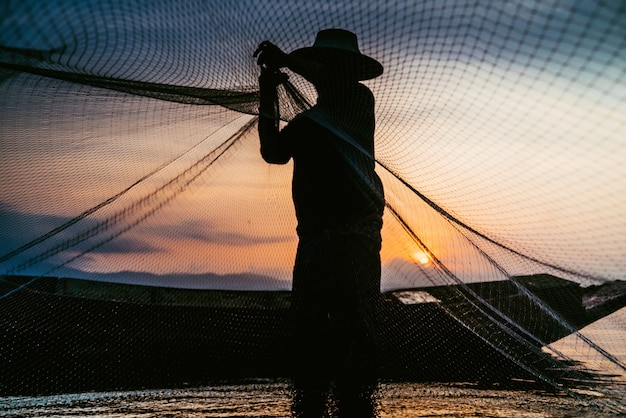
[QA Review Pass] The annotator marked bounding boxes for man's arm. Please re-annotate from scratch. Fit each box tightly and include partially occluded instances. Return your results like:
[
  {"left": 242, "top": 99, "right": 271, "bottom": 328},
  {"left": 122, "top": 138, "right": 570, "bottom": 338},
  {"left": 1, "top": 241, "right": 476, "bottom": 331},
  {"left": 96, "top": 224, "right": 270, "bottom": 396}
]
[
  {"left": 254, "top": 40, "right": 291, "bottom": 165},
  {"left": 258, "top": 68, "right": 290, "bottom": 164}
]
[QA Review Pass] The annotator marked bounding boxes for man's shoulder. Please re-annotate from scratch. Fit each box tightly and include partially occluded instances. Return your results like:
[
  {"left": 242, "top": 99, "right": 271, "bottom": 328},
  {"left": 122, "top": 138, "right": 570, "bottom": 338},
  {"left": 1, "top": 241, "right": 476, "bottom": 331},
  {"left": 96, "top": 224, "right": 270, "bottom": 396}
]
[
  {"left": 285, "top": 109, "right": 329, "bottom": 133},
  {"left": 291, "top": 108, "right": 321, "bottom": 123}
]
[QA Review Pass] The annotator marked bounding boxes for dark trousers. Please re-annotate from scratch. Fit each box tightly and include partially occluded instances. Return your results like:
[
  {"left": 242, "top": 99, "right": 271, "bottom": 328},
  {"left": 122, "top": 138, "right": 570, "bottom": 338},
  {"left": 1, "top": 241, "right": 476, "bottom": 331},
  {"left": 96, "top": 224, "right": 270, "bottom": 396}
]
[{"left": 290, "top": 229, "right": 382, "bottom": 417}]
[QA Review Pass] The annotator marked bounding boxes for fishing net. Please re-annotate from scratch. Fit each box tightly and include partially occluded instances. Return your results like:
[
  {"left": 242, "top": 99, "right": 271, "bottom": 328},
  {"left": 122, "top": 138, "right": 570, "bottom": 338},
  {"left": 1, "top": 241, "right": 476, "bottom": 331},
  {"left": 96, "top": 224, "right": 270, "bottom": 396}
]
[{"left": 1, "top": 0, "right": 625, "bottom": 413}]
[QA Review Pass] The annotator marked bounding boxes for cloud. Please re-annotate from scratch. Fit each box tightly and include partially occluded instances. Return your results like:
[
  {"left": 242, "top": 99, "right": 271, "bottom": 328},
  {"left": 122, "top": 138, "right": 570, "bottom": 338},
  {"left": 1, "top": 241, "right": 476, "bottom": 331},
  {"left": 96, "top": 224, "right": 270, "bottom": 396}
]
[
  {"left": 148, "top": 219, "right": 295, "bottom": 247},
  {"left": 0, "top": 204, "right": 159, "bottom": 264},
  {"left": 83, "top": 236, "right": 159, "bottom": 254},
  {"left": 0, "top": 204, "right": 68, "bottom": 250}
]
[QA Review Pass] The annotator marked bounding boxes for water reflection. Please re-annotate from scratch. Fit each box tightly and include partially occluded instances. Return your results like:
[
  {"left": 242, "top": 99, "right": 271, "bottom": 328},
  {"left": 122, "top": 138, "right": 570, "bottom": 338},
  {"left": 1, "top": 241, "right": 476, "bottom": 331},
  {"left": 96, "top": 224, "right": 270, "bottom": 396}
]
[{"left": 1, "top": 380, "right": 605, "bottom": 417}]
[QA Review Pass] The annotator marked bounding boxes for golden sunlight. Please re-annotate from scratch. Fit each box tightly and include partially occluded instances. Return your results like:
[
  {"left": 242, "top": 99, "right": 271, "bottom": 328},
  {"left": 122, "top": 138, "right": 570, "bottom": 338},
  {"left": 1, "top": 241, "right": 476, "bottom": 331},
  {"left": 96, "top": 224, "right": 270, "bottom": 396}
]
[{"left": 412, "top": 250, "right": 430, "bottom": 265}]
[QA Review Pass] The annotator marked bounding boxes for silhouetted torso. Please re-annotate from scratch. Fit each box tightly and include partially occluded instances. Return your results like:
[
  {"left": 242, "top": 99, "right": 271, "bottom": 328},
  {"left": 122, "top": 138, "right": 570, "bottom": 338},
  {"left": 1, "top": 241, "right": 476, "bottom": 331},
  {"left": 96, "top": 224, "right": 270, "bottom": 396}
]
[{"left": 259, "top": 82, "right": 384, "bottom": 238}]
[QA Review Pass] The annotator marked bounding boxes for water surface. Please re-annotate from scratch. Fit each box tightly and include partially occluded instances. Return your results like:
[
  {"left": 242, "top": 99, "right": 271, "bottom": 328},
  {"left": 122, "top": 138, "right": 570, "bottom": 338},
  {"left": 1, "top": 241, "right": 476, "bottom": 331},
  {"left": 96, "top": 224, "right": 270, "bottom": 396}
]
[{"left": 0, "top": 380, "right": 612, "bottom": 417}]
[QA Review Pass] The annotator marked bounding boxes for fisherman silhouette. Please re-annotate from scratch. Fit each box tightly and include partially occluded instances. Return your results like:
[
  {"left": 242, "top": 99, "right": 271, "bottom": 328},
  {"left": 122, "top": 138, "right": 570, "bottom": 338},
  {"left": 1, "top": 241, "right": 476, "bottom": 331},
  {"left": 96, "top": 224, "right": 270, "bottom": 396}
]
[{"left": 255, "top": 29, "right": 385, "bottom": 417}]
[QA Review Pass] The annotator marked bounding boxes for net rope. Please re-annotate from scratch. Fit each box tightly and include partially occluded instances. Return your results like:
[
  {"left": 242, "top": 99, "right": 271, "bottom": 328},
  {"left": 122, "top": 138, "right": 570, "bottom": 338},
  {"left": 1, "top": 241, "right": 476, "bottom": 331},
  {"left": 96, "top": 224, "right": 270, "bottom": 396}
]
[{"left": 1, "top": 0, "right": 625, "bottom": 412}]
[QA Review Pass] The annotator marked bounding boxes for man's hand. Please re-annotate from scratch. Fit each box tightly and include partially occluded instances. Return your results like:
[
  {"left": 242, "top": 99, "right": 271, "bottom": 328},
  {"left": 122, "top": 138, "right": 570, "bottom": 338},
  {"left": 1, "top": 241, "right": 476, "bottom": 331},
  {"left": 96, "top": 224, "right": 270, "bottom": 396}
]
[
  {"left": 254, "top": 41, "right": 288, "bottom": 70},
  {"left": 259, "top": 67, "right": 288, "bottom": 88}
]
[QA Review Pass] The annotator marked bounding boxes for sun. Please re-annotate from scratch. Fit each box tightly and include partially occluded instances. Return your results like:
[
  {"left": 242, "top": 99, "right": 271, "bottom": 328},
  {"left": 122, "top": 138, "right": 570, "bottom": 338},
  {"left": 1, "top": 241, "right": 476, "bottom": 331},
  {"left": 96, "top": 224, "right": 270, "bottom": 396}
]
[{"left": 412, "top": 250, "right": 430, "bottom": 265}]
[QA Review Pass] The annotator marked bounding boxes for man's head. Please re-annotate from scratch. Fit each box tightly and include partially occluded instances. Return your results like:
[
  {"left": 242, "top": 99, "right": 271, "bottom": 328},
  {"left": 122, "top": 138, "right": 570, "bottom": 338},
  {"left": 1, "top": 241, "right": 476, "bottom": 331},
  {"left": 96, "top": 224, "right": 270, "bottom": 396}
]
[{"left": 288, "top": 29, "right": 383, "bottom": 84}]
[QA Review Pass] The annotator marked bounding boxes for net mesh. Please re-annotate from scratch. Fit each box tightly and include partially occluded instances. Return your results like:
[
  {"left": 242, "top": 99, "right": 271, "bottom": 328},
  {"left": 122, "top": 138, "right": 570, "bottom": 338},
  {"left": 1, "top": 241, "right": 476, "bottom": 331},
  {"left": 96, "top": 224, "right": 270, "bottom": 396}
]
[{"left": 1, "top": 0, "right": 625, "bottom": 412}]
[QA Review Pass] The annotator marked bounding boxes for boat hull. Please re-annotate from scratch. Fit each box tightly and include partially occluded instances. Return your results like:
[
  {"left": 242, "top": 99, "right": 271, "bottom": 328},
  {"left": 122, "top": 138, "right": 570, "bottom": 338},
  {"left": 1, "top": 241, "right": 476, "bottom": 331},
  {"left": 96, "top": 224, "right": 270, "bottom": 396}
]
[{"left": 1, "top": 275, "right": 621, "bottom": 395}]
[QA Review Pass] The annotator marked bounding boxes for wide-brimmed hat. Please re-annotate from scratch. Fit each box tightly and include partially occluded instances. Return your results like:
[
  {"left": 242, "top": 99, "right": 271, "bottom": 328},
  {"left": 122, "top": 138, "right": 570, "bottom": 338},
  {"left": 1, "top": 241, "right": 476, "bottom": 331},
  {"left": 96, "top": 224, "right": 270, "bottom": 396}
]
[{"left": 288, "top": 29, "right": 383, "bottom": 81}]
